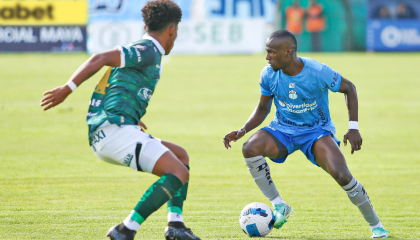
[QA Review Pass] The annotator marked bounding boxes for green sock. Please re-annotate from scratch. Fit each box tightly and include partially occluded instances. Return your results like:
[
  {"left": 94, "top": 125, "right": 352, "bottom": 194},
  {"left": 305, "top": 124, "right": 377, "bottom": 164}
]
[
  {"left": 130, "top": 174, "right": 183, "bottom": 225},
  {"left": 167, "top": 165, "right": 189, "bottom": 215}
]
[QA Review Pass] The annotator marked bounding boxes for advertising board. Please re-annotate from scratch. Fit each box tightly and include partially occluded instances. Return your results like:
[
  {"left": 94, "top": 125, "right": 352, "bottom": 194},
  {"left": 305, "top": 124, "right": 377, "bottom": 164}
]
[
  {"left": 367, "top": 0, "right": 420, "bottom": 51},
  {"left": 0, "top": 0, "right": 87, "bottom": 52},
  {"left": 0, "top": 26, "right": 87, "bottom": 52},
  {"left": 171, "top": 19, "right": 266, "bottom": 54},
  {"left": 0, "top": 0, "right": 87, "bottom": 25},
  {"left": 87, "top": 0, "right": 274, "bottom": 54}
]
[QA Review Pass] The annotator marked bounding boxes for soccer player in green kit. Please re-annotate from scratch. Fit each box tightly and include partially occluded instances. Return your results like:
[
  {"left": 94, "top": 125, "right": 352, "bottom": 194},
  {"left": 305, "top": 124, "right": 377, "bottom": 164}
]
[{"left": 40, "top": 1, "right": 200, "bottom": 239}]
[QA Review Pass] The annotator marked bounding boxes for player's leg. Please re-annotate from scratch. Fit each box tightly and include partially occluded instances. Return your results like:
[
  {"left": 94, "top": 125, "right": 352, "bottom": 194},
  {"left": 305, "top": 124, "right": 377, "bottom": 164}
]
[
  {"left": 108, "top": 149, "right": 189, "bottom": 240},
  {"left": 242, "top": 130, "right": 293, "bottom": 229},
  {"left": 312, "top": 136, "right": 389, "bottom": 238},
  {"left": 160, "top": 141, "right": 199, "bottom": 240},
  {"left": 94, "top": 125, "right": 195, "bottom": 240}
]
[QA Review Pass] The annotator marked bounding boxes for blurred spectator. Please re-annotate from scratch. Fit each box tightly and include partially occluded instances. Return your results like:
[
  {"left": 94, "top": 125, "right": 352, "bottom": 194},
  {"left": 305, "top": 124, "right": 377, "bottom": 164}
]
[
  {"left": 286, "top": 1, "right": 305, "bottom": 45},
  {"left": 286, "top": 1, "right": 305, "bottom": 34},
  {"left": 306, "top": 0, "right": 325, "bottom": 52},
  {"left": 397, "top": 3, "right": 417, "bottom": 19},
  {"left": 373, "top": 6, "right": 391, "bottom": 19}
]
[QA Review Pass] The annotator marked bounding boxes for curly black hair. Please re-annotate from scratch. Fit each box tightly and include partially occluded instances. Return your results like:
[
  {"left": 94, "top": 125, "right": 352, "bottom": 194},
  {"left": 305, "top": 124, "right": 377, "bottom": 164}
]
[{"left": 142, "top": 0, "right": 182, "bottom": 32}]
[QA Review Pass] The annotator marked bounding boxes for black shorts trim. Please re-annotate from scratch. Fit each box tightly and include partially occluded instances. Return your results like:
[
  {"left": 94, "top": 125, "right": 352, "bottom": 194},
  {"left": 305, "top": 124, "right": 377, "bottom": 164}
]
[{"left": 135, "top": 143, "right": 143, "bottom": 172}]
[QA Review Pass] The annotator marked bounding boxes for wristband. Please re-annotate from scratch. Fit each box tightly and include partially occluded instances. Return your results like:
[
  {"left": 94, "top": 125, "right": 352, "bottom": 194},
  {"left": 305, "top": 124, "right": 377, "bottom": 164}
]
[
  {"left": 348, "top": 121, "right": 359, "bottom": 130},
  {"left": 66, "top": 80, "right": 77, "bottom": 92},
  {"left": 240, "top": 128, "right": 247, "bottom": 135}
]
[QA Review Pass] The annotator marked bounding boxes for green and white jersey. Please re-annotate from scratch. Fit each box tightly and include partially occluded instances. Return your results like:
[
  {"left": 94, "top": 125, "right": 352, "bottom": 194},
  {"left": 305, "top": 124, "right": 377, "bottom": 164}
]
[{"left": 87, "top": 35, "right": 165, "bottom": 142}]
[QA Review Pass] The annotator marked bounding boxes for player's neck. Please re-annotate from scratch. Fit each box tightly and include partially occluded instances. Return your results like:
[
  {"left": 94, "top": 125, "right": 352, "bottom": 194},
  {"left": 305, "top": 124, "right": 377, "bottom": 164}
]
[
  {"left": 282, "top": 57, "right": 304, "bottom": 76},
  {"left": 146, "top": 32, "right": 168, "bottom": 53}
]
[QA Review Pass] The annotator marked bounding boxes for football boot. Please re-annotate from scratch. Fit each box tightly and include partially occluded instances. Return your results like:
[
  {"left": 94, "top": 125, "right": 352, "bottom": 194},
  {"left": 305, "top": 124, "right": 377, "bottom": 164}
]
[
  {"left": 164, "top": 223, "right": 201, "bottom": 240},
  {"left": 106, "top": 223, "right": 136, "bottom": 240},
  {"left": 371, "top": 227, "right": 390, "bottom": 238},
  {"left": 273, "top": 203, "right": 293, "bottom": 229}
]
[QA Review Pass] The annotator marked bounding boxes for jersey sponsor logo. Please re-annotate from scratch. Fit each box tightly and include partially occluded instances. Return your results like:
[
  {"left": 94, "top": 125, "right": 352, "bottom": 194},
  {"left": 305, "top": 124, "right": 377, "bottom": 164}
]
[
  {"left": 134, "top": 45, "right": 146, "bottom": 51},
  {"left": 302, "top": 97, "right": 316, "bottom": 101},
  {"left": 127, "top": 47, "right": 133, "bottom": 57},
  {"left": 289, "top": 83, "right": 295, "bottom": 88},
  {"left": 288, "top": 90, "right": 297, "bottom": 100},
  {"left": 138, "top": 87, "right": 153, "bottom": 100},
  {"left": 87, "top": 112, "right": 98, "bottom": 117},
  {"left": 278, "top": 100, "right": 286, "bottom": 107},
  {"left": 134, "top": 48, "right": 141, "bottom": 62},
  {"left": 281, "top": 116, "right": 320, "bottom": 128},
  {"left": 331, "top": 72, "right": 339, "bottom": 88},
  {"left": 89, "top": 99, "right": 102, "bottom": 107},
  {"left": 281, "top": 100, "right": 317, "bottom": 114},
  {"left": 316, "top": 108, "right": 328, "bottom": 126}
]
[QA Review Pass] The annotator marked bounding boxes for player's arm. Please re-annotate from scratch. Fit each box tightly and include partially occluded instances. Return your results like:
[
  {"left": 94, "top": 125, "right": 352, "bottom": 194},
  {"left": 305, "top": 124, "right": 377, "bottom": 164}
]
[
  {"left": 223, "top": 94, "right": 273, "bottom": 149},
  {"left": 338, "top": 77, "right": 362, "bottom": 154},
  {"left": 40, "top": 49, "right": 121, "bottom": 111}
]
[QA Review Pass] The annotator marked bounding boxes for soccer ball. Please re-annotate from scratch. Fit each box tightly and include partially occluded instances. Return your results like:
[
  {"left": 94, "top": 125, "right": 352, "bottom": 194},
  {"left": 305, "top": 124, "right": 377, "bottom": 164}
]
[{"left": 239, "top": 202, "right": 275, "bottom": 237}]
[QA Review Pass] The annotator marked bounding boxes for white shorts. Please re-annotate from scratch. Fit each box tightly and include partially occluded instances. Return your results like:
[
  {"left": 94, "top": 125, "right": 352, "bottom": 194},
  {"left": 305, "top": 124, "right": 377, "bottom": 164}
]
[{"left": 90, "top": 124, "right": 169, "bottom": 173}]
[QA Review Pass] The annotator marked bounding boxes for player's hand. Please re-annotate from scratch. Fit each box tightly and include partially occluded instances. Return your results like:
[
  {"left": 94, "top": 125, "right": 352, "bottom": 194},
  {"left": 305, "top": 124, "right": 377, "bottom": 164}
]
[
  {"left": 343, "top": 129, "right": 362, "bottom": 154},
  {"left": 40, "top": 85, "right": 72, "bottom": 111},
  {"left": 138, "top": 120, "right": 147, "bottom": 132},
  {"left": 223, "top": 129, "right": 246, "bottom": 149}
]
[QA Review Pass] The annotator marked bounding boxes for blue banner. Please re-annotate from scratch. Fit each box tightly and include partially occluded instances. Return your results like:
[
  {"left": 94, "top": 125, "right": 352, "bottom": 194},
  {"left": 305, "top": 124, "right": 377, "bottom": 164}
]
[
  {"left": 367, "top": 0, "right": 420, "bottom": 51},
  {"left": 0, "top": 26, "right": 86, "bottom": 52},
  {"left": 367, "top": 20, "right": 420, "bottom": 51}
]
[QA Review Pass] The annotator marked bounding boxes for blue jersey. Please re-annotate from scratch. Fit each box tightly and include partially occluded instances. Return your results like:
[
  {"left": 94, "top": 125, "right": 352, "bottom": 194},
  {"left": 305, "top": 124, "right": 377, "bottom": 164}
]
[{"left": 259, "top": 57, "right": 342, "bottom": 135}]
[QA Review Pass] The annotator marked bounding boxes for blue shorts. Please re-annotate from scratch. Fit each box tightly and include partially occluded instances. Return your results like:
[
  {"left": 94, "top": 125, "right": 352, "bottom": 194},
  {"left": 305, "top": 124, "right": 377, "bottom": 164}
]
[{"left": 261, "top": 126, "right": 341, "bottom": 166}]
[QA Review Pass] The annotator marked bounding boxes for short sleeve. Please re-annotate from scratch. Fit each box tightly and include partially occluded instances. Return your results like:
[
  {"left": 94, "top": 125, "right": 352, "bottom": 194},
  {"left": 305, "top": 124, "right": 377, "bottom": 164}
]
[
  {"left": 319, "top": 64, "right": 342, "bottom": 92},
  {"left": 115, "top": 45, "right": 155, "bottom": 69},
  {"left": 259, "top": 68, "right": 272, "bottom": 96}
]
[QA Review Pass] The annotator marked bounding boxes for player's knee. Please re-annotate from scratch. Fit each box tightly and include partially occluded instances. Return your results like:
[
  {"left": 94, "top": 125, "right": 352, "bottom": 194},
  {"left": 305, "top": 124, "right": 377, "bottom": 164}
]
[
  {"left": 178, "top": 166, "right": 189, "bottom": 184},
  {"left": 171, "top": 164, "right": 189, "bottom": 184},
  {"left": 329, "top": 168, "right": 352, "bottom": 186},
  {"left": 242, "top": 141, "right": 263, "bottom": 158},
  {"left": 177, "top": 147, "right": 189, "bottom": 166}
]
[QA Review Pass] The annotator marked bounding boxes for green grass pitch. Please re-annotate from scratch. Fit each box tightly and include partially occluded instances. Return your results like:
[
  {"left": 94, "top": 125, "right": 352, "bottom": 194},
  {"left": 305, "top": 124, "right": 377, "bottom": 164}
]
[{"left": 0, "top": 52, "right": 419, "bottom": 239}]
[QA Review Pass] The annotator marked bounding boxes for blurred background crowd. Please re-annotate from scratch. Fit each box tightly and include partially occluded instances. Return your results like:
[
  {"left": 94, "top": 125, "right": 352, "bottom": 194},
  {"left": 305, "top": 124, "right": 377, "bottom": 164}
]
[{"left": 1, "top": 0, "right": 420, "bottom": 54}]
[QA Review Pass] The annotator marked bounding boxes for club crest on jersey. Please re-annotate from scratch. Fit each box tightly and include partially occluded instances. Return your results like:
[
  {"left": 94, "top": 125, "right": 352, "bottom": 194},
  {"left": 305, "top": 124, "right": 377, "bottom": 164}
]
[
  {"left": 289, "top": 83, "right": 295, "bottom": 88},
  {"left": 134, "top": 45, "right": 147, "bottom": 51},
  {"left": 138, "top": 88, "right": 153, "bottom": 100},
  {"left": 278, "top": 100, "right": 286, "bottom": 107},
  {"left": 288, "top": 90, "right": 297, "bottom": 100}
]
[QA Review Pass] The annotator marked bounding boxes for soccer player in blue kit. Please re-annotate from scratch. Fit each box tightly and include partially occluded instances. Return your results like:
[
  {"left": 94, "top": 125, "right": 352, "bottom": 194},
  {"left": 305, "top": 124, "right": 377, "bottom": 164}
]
[{"left": 223, "top": 30, "right": 390, "bottom": 238}]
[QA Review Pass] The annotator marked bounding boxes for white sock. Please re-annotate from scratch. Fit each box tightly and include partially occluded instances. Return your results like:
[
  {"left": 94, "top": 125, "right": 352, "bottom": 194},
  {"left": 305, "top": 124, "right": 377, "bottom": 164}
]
[
  {"left": 168, "top": 212, "right": 184, "bottom": 222},
  {"left": 271, "top": 196, "right": 286, "bottom": 207},
  {"left": 123, "top": 216, "right": 140, "bottom": 232},
  {"left": 370, "top": 221, "right": 384, "bottom": 231},
  {"left": 244, "top": 156, "right": 282, "bottom": 204}
]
